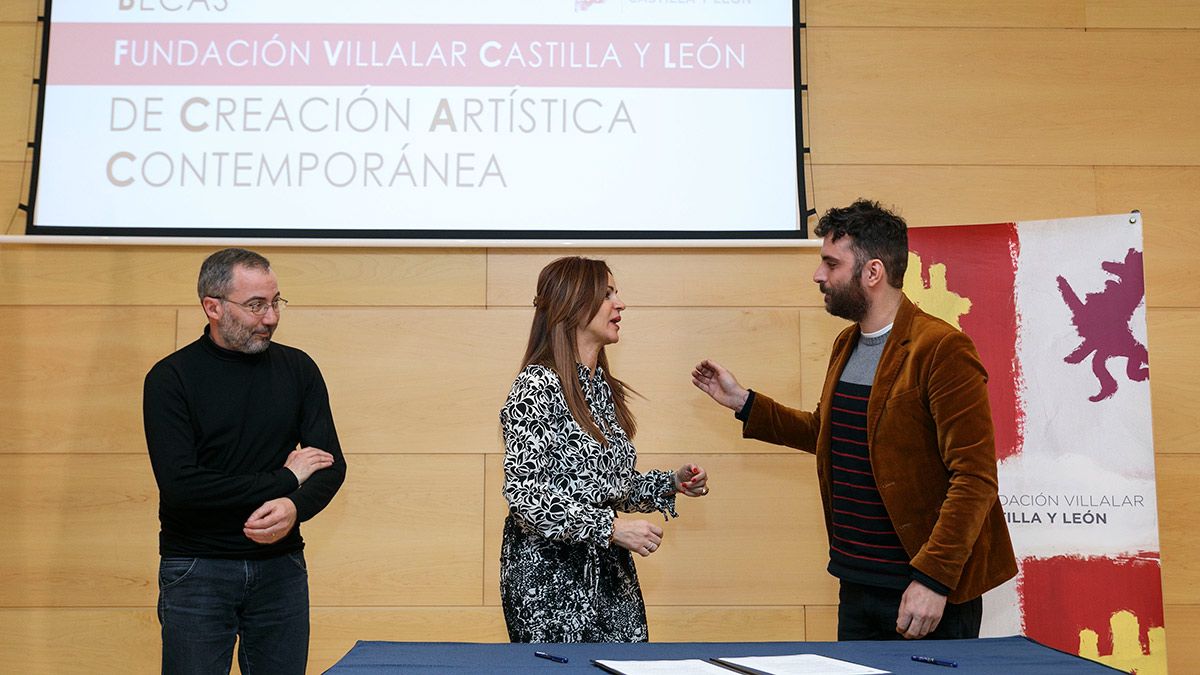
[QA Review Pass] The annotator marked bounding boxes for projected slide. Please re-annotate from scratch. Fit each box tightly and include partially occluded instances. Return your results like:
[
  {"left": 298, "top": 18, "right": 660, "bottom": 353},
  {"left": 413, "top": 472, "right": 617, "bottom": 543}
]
[{"left": 31, "top": 0, "right": 800, "bottom": 237}]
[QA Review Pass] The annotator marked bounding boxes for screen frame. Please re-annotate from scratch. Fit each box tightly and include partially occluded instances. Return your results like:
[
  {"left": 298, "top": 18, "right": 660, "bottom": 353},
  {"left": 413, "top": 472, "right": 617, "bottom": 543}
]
[{"left": 25, "top": 0, "right": 809, "bottom": 241}]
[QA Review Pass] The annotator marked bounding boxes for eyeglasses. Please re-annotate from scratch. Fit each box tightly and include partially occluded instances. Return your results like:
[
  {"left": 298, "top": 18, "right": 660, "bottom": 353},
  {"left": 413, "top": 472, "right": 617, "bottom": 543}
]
[{"left": 213, "top": 296, "right": 288, "bottom": 316}]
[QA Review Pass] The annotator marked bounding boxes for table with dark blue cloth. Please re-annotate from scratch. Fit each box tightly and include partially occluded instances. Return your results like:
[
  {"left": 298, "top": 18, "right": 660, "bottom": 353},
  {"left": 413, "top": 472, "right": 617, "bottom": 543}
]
[{"left": 323, "top": 635, "right": 1122, "bottom": 673}]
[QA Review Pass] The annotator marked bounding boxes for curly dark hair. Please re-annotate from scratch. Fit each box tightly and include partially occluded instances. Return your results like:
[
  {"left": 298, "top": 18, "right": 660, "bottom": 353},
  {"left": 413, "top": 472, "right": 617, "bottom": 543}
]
[{"left": 813, "top": 199, "right": 908, "bottom": 289}]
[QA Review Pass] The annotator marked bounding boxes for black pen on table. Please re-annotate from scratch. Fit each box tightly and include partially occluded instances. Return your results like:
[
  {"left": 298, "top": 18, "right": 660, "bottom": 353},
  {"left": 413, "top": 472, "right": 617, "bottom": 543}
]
[
  {"left": 912, "top": 655, "right": 957, "bottom": 668},
  {"left": 535, "top": 650, "right": 569, "bottom": 664}
]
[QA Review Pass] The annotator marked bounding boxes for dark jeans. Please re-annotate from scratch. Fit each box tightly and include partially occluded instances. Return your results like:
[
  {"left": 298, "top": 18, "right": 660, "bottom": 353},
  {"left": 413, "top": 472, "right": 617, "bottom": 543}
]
[
  {"left": 158, "top": 552, "right": 310, "bottom": 675},
  {"left": 837, "top": 580, "right": 982, "bottom": 641}
]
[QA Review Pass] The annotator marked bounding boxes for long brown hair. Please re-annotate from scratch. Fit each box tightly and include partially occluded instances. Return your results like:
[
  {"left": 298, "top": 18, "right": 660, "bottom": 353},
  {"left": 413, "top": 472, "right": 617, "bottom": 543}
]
[{"left": 519, "top": 256, "right": 637, "bottom": 444}]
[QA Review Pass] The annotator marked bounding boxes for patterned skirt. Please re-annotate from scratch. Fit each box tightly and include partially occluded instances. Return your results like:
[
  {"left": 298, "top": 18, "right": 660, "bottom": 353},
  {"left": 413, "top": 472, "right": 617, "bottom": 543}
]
[{"left": 500, "top": 514, "right": 649, "bottom": 642}]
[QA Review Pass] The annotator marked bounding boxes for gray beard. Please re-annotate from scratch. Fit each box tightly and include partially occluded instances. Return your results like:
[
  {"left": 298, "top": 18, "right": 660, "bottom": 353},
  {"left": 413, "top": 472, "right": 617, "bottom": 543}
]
[{"left": 217, "top": 312, "right": 273, "bottom": 354}]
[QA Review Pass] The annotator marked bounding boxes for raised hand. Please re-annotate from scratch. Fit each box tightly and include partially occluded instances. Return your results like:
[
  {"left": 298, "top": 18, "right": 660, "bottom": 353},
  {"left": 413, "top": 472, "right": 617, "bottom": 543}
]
[{"left": 691, "top": 359, "right": 750, "bottom": 412}]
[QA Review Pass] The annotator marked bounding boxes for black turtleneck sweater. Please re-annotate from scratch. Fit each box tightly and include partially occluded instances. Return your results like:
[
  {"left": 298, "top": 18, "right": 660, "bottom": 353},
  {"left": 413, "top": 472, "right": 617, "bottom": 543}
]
[{"left": 143, "top": 327, "right": 347, "bottom": 559}]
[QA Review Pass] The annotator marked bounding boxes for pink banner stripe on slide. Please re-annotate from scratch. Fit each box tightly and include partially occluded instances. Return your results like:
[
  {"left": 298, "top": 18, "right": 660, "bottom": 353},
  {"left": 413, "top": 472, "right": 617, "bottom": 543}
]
[{"left": 49, "top": 23, "right": 792, "bottom": 88}]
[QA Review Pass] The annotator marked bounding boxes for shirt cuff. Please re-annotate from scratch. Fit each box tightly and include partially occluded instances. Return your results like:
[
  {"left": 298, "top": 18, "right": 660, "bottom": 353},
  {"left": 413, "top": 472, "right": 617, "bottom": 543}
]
[
  {"left": 734, "top": 390, "right": 756, "bottom": 423},
  {"left": 595, "top": 510, "right": 616, "bottom": 548},
  {"left": 649, "top": 469, "right": 679, "bottom": 520},
  {"left": 911, "top": 569, "right": 952, "bottom": 597}
]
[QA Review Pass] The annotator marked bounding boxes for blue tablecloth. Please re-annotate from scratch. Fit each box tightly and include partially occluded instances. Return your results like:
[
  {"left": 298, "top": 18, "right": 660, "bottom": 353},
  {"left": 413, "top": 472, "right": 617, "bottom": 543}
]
[{"left": 323, "top": 635, "right": 1122, "bottom": 673}]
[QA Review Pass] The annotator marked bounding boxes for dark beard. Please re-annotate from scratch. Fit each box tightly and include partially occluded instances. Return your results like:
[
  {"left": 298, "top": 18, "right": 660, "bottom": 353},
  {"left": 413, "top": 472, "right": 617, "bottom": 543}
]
[{"left": 821, "top": 280, "right": 869, "bottom": 323}]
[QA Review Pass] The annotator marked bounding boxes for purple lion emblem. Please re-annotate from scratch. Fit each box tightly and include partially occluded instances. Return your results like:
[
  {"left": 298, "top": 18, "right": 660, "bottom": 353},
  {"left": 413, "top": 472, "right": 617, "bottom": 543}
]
[{"left": 1056, "top": 248, "right": 1150, "bottom": 402}]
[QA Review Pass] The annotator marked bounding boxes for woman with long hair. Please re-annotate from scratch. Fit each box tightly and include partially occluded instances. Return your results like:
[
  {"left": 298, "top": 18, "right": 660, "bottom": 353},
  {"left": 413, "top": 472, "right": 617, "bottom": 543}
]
[{"left": 499, "top": 256, "right": 709, "bottom": 643}]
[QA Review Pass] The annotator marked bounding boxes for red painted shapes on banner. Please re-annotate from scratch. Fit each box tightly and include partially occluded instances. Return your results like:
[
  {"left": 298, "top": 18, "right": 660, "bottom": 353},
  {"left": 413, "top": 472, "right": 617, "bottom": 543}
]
[{"left": 907, "top": 223, "right": 1023, "bottom": 461}]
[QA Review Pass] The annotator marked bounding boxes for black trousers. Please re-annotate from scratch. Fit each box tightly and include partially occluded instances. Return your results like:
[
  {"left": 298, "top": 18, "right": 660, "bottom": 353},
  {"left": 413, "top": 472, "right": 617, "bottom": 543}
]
[{"left": 837, "top": 580, "right": 983, "bottom": 641}]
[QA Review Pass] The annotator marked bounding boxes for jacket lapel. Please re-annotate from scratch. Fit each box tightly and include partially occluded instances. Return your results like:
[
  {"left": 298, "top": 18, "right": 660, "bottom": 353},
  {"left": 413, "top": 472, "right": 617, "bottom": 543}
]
[
  {"left": 867, "top": 295, "right": 916, "bottom": 447},
  {"left": 820, "top": 327, "right": 858, "bottom": 449}
]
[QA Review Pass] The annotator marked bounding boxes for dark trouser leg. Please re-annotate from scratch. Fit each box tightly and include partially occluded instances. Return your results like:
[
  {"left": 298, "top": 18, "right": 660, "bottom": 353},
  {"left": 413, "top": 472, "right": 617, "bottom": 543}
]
[
  {"left": 838, "top": 581, "right": 905, "bottom": 641},
  {"left": 837, "top": 580, "right": 983, "bottom": 641},
  {"left": 158, "top": 557, "right": 240, "bottom": 675},
  {"left": 929, "top": 594, "right": 983, "bottom": 639},
  {"left": 236, "top": 551, "right": 310, "bottom": 675}
]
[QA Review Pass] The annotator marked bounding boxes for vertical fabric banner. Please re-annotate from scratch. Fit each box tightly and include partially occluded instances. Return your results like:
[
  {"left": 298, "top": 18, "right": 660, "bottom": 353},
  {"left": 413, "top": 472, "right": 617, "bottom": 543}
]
[{"left": 906, "top": 213, "right": 1165, "bottom": 673}]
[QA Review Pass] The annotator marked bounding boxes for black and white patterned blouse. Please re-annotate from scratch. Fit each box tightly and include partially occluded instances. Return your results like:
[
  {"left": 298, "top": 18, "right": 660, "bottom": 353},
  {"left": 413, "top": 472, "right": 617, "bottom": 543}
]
[{"left": 499, "top": 363, "right": 677, "bottom": 642}]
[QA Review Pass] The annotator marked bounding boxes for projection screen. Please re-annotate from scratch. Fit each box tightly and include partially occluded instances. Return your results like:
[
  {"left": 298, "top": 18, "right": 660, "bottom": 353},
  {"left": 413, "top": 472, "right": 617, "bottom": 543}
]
[{"left": 29, "top": 0, "right": 805, "bottom": 239}]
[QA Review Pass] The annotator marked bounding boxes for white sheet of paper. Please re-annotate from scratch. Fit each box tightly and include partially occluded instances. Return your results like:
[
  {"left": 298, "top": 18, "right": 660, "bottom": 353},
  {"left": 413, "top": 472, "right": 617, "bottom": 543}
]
[
  {"left": 715, "top": 653, "right": 891, "bottom": 675},
  {"left": 592, "top": 659, "right": 736, "bottom": 675}
]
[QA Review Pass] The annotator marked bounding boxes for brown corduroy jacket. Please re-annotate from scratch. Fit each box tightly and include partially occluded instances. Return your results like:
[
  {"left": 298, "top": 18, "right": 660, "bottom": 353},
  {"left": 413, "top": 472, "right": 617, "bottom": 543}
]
[{"left": 743, "top": 295, "right": 1017, "bottom": 603}]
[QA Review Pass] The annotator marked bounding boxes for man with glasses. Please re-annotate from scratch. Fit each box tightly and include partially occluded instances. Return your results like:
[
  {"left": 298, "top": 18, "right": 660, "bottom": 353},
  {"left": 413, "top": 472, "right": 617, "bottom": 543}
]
[{"left": 143, "top": 248, "right": 347, "bottom": 674}]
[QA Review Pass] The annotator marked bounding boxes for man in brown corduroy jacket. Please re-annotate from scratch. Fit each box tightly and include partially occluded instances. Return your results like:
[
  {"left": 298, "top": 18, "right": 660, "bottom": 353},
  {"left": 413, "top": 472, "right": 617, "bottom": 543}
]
[{"left": 693, "top": 200, "right": 1016, "bottom": 641}]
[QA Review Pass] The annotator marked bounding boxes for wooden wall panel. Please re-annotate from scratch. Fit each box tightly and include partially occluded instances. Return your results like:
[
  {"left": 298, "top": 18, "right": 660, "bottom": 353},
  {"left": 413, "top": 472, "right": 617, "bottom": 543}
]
[
  {"left": 804, "top": 605, "right": 840, "bottom": 642},
  {"left": 321, "top": 607, "right": 815, "bottom": 649},
  {"left": 279, "top": 305, "right": 808, "bottom": 456},
  {"left": 486, "top": 250, "right": 815, "bottom": 308},
  {"left": 0, "top": 3, "right": 38, "bottom": 24},
  {"left": 302, "top": 454, "right": 485, "bottom": 606},
  {"left": 0, "top": 247, "right": 205, "bottom": 305},
  {"left": 808, "top": 1, "right": 1085, "bottom": 27},
  {"left": 811, "top": 165, "right": 1100, "bottom": 228},
  {"left": 807, "top": 29, "right": 1200, "bottom": 166},
  {"left": 1, "top": 160, "right": 23, "bottom": 233},
  {"left": 0, "top": 608, "right": 160, "bottom": 673},
  {"left": 734, "top": 165, "right": 1189, "bottom": 309},
  {"left": 0, "top": 23, "right": 34, "bottom": 162},
  {"left": 0, "top": 455, "right": 158, "bottom": 607},
  {"left": 0, "top": 245, "right": 486, "bottom": 307},
  {"left": 483, "top": 453, "right": 839, "bottom": 608},
  {"left": 684, "top": 304, "right": 843, "bottom": 444},
  {"left": 646, "top": 607, "right": 807, "bottom": 642},
  {"left": 1164, "top": 604, "right": 1200, "bottom": 675},
  {"left": 1086, "top": 1, "right": 1200, "bottom": 28},
  {"left": 266, "top": 249, "right": 486, "bottom": 307},
  {"left": 200, "top": 308, "right": 526, "bottom": 455},
  {"left": 1096, "top": 167, "right": 1200, "bottom": 308},
  {"left": 4, "top": 159, "right": 30, "bottom": 235},
  {"left": 626, "top": 453, "right": 837, "bottom": 607},
  {"left": 0, "top": 307, "right": 176, "bottom": 454},
  {"left": 800, "top": 308, "right": 852, "bottom": 411},
  {"left": 1156, "top": 454, "right": 1200, "bottom": 606},
  {"left": 1145, "top": 310, "right": 1200, "bottom": 455},
  {"left": 310, "top": 608, "right": 508, "bottom": 671},
  {"left": 0, "top": 454, "right": 489, "bottom": 609},
  {"left": 607, "top": 308, "right": 804, "bottom": 454}
]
